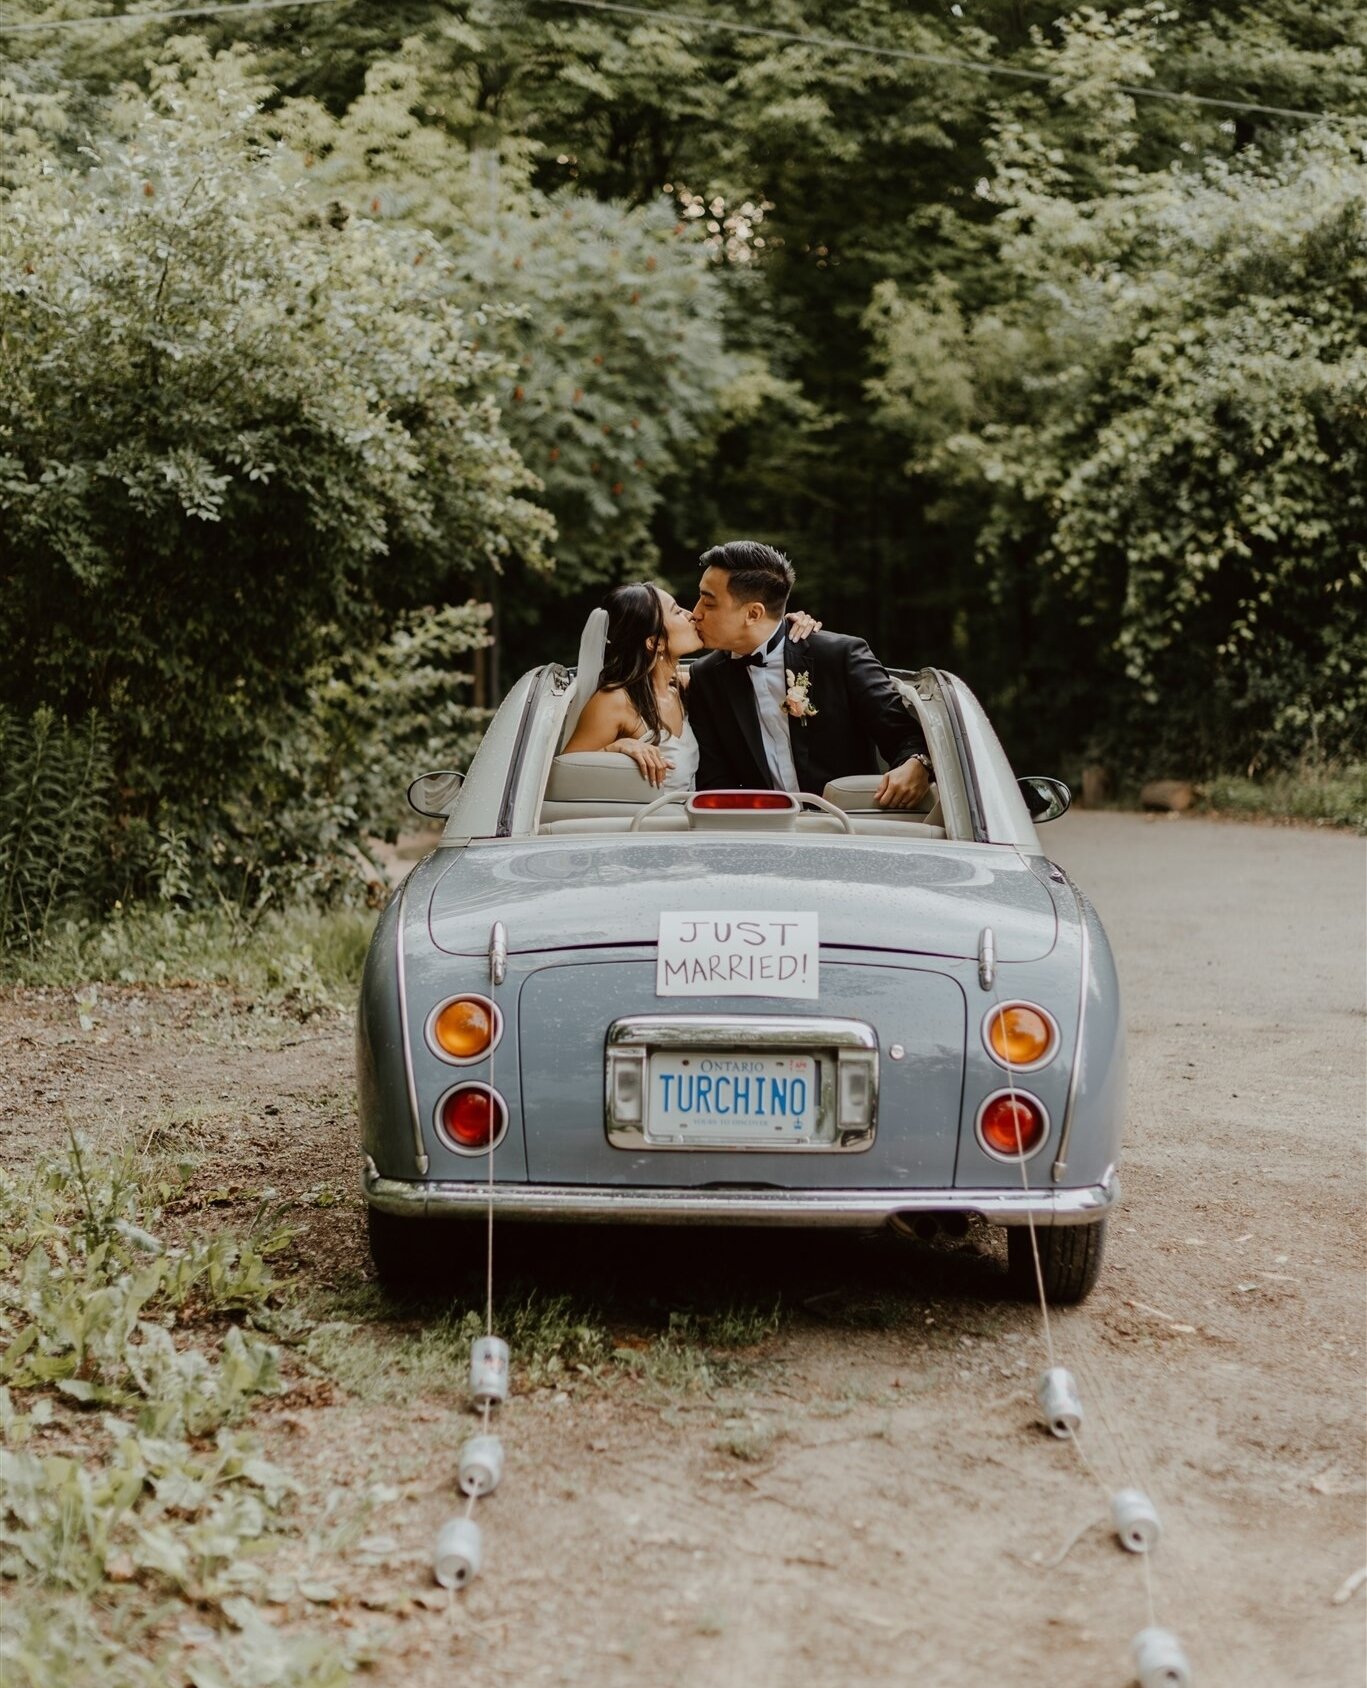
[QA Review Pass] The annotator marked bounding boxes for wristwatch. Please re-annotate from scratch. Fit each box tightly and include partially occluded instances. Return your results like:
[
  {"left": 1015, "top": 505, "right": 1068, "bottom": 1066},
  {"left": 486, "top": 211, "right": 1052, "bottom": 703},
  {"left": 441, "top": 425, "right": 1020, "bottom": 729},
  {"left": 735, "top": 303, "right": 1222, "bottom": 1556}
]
[{"left": 909, "top": 751, "right": 934, "bottom": 774}]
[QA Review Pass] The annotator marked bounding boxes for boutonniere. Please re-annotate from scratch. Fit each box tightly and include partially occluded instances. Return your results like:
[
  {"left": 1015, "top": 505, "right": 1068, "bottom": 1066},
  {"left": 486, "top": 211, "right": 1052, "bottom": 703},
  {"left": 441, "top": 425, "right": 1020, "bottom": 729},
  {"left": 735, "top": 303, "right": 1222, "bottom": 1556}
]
[{"left": 783, "top": 668, "right": 817, "bottom": 723}]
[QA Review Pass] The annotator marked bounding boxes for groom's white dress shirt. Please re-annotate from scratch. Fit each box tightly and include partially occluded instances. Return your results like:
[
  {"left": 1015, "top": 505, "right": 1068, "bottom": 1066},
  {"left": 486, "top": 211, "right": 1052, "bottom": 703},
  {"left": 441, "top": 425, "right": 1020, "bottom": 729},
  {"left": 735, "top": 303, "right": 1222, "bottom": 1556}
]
[{"left": 734, "top": 628, "right": 799, "bottom": 792}]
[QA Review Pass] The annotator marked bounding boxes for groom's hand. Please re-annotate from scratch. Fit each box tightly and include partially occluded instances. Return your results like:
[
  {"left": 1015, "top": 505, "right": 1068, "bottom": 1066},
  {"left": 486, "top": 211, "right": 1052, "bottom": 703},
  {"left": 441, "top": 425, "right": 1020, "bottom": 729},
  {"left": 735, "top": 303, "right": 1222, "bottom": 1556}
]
[{"left": 875, "top": 757, "right": 931, "bottom": 810}]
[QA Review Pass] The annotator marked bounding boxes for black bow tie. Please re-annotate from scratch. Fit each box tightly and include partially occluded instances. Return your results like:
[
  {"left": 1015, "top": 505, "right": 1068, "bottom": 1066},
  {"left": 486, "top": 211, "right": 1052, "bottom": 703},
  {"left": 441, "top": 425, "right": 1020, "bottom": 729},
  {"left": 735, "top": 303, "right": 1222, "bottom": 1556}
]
[{"left": 741, "top": 628, "right": 786, "bottom": 667}]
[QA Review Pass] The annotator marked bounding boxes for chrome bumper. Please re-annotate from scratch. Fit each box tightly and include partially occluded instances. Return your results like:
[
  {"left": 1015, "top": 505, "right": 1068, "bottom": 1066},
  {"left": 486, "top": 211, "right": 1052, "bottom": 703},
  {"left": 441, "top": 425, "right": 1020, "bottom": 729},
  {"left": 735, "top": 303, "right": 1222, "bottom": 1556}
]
[{"left": 362, "top": 1164, "right": 1119, "bottom": 1228}]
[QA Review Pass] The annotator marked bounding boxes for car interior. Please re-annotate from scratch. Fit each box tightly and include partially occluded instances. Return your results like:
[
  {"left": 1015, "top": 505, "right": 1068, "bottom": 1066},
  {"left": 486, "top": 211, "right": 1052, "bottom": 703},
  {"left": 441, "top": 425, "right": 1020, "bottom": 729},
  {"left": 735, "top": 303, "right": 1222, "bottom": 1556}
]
[{"left": 535, "top": 687, "right": 950, "bottom": 839}]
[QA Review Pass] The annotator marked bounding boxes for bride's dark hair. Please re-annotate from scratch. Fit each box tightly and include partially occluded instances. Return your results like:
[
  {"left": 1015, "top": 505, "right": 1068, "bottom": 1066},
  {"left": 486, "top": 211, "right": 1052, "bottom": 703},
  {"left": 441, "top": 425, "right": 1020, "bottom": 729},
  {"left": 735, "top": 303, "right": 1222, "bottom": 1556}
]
[{"left": 598, "top": 582, "right": 675, "bottom": 743}]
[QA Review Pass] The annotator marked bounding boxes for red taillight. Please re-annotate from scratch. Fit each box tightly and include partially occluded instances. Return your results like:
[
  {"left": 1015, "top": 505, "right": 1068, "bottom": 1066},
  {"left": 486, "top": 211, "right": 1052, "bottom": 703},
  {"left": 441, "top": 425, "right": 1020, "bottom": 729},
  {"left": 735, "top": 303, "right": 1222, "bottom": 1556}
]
[
  {"left": 690, "top": 790, "right": 796, "bottom": 811},
  {"left": 437, "top": 1085, "right": 506, "bottom": 1153},
  {"left": 978, "top": 1092, "right": 1048, "bottom": 1159}
]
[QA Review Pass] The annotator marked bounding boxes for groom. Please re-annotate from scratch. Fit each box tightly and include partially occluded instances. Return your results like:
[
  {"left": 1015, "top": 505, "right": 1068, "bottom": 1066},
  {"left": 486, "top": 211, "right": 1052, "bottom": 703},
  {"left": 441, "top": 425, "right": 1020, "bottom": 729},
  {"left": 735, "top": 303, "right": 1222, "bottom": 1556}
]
[{"left": 688, "top": 541, "right": 932, "bottom": 807}]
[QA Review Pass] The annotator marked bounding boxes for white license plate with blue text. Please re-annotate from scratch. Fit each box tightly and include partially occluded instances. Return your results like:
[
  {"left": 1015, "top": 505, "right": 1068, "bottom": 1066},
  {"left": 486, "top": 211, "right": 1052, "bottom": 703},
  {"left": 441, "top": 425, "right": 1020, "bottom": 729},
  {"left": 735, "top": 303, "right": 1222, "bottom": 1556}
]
[{"left": 646, "top": 1052, "right": 819, "bottom": 1146}]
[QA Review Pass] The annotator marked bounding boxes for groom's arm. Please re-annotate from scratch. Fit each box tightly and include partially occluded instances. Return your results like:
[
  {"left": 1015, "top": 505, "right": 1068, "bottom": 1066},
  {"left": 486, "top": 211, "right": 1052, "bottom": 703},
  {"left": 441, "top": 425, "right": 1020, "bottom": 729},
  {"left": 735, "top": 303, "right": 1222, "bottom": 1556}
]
[{"left": 841, "top": 639, "right": 931, "bottom": 809}]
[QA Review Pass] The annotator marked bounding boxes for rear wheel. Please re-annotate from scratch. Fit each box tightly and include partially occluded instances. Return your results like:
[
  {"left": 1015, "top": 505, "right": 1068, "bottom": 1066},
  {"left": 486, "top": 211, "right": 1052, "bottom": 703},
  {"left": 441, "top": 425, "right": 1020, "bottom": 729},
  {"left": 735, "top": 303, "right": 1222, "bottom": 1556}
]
[
  {"left": 367, "top": 1205, "right": 473, "bottom": 1297},
  {"left": 1006, "top": 1218, "right": 1107, "bottom": 1305}
]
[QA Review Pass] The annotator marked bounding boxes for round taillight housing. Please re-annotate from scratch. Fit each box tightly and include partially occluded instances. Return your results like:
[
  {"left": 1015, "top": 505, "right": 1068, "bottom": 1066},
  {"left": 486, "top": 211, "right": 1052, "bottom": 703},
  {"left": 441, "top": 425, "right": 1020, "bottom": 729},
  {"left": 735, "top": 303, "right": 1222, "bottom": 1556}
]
[
  {"left": 427, "top": 995, "right": 502, "bottom": 1064},
  {"left": 983, "top": 1002, "right": 1058, "bottom": 1071},
  {"left": 977, "top": 1090, "right": 1049, "bottom": 1161},
  {"left": 435, "top": 1084, "right": 508, "bottom": 1155}
]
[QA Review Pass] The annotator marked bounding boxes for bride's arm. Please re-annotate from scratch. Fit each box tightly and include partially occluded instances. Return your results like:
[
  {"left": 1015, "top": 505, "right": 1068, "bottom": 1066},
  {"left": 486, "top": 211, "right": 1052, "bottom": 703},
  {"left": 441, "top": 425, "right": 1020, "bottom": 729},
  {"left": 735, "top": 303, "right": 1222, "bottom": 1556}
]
[
  {"left": 563, "top": 689, "right": 674, "bottom": 787},
  {"left": 563, "top": 689, "right": 632, "bottom": 754}
]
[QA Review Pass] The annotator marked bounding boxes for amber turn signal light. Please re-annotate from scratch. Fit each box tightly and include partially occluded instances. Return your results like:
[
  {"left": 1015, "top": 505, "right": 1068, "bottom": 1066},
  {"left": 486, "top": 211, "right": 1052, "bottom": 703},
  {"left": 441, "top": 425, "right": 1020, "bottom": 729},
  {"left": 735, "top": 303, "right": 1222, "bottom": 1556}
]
[
  {"left": 978, "top": 1092, "right": 1048, "bottom": 1159},
  {"left": 985, "top": 1003, "right": 1056, "bottom": 1069},
  {"left": 431, "top": 996, "right": 499, "bottom": 1061}
]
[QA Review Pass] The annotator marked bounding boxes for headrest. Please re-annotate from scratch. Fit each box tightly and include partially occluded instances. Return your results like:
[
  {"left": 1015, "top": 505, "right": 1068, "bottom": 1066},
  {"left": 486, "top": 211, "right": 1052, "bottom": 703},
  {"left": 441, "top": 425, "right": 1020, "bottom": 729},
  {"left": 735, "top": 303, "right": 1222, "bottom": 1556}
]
[{"left": 545, "top": 751, "right": 655, "bottom": 803}]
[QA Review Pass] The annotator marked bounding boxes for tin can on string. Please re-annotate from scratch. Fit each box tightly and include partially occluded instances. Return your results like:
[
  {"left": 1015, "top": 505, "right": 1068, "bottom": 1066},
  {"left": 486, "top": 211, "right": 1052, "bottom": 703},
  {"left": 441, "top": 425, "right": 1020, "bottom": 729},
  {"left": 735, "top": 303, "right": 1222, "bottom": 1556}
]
[
  {"left": 1035, "top": 1366, "right": 1083, "bottom": 1439},
  {"left": 433, "top": 1516, "right": 483, "bottom": 1589},
  {"left": 1132, "top": 1625, "right": 1192, "bottom": 1688},
  {"left": 470, "top": 1335, "right": 509, "bottom": 1406},
  {"left": 459, "top": 1433, "right": 504, "bottom": 1497},
  {"left": 1111, "top": 1487, "right": 1162, "bottom": 1553}
]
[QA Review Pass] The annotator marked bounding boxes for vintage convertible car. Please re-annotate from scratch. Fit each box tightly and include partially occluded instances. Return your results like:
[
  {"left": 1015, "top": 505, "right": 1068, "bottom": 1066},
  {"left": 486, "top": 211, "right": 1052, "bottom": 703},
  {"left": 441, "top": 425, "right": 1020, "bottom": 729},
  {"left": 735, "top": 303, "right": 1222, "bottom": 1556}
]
[{"left": 357, "top": 665, "right": 1124, "bottom": 1303}]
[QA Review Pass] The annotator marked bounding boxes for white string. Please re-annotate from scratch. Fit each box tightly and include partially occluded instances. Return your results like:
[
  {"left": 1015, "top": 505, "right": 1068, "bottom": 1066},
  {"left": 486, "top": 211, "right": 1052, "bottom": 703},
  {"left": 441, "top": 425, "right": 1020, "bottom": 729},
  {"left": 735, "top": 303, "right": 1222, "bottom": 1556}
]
[
  {"left": 5, "top": 0, "right": 1358, "bottom": 126},
  {"left": 987, "top": 898, "right": 1167, "bottom": 1644}
]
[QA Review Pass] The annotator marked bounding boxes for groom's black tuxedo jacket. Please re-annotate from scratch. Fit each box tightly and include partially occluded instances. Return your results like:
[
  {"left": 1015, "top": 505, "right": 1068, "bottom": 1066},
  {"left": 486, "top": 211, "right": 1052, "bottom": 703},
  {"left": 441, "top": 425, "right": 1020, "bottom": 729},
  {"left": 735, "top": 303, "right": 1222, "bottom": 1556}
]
[{"left": 687, "top": 629, "right": 927, "bottom": 795}]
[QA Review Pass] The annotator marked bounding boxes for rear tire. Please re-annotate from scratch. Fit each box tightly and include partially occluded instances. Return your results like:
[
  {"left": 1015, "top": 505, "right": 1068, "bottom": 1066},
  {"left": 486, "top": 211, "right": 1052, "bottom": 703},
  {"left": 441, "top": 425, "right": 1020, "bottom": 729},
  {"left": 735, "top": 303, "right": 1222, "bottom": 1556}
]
[
  {"left": 1006, "top": 1218, "right": 1107, "bottom": 1305},
  {"left": 367, "top": 1204, "right": 470, "bottom": 1297}
]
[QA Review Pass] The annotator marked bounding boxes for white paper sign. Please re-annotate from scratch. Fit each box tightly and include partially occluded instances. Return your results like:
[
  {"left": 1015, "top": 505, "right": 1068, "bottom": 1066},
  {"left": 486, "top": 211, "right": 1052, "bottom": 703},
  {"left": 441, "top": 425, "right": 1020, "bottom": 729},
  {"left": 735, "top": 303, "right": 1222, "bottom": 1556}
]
[{"left": 656, "top": 912, "right": 819, "bottom": 999}]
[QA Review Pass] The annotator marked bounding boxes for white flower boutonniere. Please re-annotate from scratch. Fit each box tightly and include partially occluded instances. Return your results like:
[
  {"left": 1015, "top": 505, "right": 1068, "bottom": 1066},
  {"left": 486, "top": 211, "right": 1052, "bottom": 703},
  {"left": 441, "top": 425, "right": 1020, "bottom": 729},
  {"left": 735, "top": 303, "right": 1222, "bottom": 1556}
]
[{"left": 783, "top": 669, "right": 817, "bottom": 723}]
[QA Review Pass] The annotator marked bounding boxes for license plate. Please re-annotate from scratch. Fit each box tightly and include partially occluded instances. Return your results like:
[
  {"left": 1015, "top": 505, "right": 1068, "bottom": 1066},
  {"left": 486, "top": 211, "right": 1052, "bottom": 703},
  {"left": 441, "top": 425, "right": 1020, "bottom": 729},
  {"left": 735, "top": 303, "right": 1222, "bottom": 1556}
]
[{"left": 646, "top": 1052, "right": 819, "bottom": 1146}]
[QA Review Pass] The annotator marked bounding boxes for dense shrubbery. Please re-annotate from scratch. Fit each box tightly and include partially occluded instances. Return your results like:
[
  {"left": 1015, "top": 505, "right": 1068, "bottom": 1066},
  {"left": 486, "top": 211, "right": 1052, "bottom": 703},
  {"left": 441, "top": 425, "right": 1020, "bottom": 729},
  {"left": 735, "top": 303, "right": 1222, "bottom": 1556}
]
[
  {"left": 3, "top": 5, "right": 1364, "bottom": 956},
  {"left": 0, "top": 46, "right": 548, "bottom": 920}
]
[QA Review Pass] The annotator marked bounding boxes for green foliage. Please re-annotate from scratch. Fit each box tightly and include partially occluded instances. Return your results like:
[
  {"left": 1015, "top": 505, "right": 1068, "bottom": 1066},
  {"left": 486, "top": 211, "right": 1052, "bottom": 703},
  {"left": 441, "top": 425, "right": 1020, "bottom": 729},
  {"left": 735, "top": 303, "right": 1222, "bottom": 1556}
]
[
  {"left": 0, "top": 1142, "right": 378, "bottom": 1687},
  {"left": 0, "top": 708, "right": 112, "bottom": 952},
  {"left": 0, "top": 42, "right": 550, "bottom": 907},
  {"left": 868, "top": 9, "right": 1367, "bottom": 774},
  {"left": 1200, "top": 763, "right": 1367, "bottom": 833},
  {"left": 450, "top": 191, "right": 735, "bottom": 588},
  {"left": 2, "top": 901, "right": 376, "bottom": 1002}
]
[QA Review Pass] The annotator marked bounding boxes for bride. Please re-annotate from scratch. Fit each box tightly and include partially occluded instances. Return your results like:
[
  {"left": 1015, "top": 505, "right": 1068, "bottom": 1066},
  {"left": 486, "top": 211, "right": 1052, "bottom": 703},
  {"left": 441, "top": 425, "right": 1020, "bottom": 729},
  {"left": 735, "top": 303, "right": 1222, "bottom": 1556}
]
[{"left": 563, "top": 583, "right": 818, "bottom": 790}]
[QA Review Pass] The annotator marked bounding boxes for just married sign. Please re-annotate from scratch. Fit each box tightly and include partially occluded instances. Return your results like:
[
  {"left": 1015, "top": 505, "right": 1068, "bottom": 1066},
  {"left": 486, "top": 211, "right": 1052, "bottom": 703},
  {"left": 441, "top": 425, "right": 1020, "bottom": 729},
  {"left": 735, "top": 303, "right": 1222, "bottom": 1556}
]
[{"left": 655, "top": 912, "right": 819, "bottom": 1000}]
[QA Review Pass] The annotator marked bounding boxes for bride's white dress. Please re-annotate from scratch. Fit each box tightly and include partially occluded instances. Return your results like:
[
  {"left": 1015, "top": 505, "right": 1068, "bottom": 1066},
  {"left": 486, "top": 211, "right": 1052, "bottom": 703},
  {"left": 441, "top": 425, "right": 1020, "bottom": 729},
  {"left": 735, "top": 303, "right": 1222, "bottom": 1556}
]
[{"left": 649, "top": 719, "right": 700, "bottom": 793}]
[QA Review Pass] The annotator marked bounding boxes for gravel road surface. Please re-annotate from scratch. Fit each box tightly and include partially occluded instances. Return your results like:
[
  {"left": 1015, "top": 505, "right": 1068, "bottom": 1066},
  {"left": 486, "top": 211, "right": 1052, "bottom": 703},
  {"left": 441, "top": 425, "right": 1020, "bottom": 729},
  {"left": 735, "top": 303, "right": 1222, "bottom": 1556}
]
[{"left": 4, "top": 812, "right": 1363, "bottom": 1686}]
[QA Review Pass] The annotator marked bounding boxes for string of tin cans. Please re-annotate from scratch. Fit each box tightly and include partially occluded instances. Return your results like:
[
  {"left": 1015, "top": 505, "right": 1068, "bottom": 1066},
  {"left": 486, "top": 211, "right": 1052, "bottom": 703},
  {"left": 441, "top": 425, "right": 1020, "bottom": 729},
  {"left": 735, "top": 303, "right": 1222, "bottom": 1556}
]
[
  {"left": 987, "top": 946, "right": 1192, "bottom": 1688},
  {"left": 432, "top": 933, "right": 510, "bottom": 1593}
]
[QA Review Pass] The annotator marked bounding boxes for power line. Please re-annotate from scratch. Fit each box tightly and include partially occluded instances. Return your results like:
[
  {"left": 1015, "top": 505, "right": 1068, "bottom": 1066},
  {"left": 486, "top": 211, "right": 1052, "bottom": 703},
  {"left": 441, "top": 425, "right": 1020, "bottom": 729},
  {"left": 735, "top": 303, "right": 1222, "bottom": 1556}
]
[
  {"left": 547, "top": 0, "right": 1359, "bottom": 127},
  {"left": 0, "top": 0, "right": 345, "bottom": 34},
  {"left": 2, "top": 0, "right": 1357, "bottom": 128}
]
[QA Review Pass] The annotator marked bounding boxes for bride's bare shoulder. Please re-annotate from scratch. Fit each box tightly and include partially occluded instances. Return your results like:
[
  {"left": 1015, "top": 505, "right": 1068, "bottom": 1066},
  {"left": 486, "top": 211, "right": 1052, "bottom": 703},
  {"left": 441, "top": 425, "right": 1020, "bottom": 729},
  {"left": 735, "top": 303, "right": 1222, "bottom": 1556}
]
[{"left": 564, "top": 685, "right": 635, "bottom": 752}]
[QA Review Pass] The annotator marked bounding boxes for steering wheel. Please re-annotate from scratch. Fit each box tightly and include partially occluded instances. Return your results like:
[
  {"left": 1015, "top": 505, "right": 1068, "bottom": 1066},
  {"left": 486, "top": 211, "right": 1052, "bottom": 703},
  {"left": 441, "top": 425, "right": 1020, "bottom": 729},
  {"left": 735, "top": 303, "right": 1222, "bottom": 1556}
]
[{"left": 627, "top": 789, "right": 691, "bottom": 833}]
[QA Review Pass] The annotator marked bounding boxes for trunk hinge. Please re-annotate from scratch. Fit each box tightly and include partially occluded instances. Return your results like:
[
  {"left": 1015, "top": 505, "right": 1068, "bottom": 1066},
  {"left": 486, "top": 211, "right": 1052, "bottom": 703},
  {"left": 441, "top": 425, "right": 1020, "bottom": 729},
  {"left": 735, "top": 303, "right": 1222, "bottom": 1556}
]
[
  {"left": 488, "top": 921, "right": 508, "bottom": 987},
  {"left": 977, "top": 926, "right": 996, "bottom": 992}
]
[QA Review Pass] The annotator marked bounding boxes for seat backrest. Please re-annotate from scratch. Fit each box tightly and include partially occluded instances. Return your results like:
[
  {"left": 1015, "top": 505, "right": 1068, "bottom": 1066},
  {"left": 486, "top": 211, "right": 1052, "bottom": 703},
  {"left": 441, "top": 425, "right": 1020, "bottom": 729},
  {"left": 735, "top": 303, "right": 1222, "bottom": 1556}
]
[
  {"left": 822, "top": 773, "right": 942, "bottom": 826},
  {"left": 546, "top": 751, "right": 655, "bottom": 803}
]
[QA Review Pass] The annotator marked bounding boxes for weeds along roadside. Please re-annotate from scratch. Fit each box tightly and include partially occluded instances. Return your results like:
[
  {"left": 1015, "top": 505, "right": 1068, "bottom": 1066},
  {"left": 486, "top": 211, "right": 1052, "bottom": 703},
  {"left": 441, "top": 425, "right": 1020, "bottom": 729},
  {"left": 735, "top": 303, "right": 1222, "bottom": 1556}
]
[
  {"left": 1, "top": 903, "right": 379, "bottom": 1010},
  {"left": 0, "top": 1136, "right": 788, "bottom": 1687}
]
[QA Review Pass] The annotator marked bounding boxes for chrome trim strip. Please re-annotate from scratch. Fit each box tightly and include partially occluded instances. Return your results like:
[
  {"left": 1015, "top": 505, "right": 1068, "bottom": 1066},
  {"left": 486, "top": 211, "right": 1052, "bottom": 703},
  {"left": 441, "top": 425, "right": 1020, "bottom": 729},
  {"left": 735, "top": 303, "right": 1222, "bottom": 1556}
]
[
  {"left": 362, "top": 1168, "right": 1121, "bottom": 1228},
  {"left": 604, "top": 1014, "right": 878, "bottom": 1153},
  {"left": 977, "top": 925, "right": 996, "bottom": 991},
  {"left": 395, "top": 875, "right": 429, "bottom": 1176},
  {"left": 607, "top": 1014, "right": 879, "bottom": 1051},
  {"left": 488, "top": 921, "right": 508, "bottom": 986},
  {"left": 1052, "top": 888, "right": 1091, "bottom": 1183}
]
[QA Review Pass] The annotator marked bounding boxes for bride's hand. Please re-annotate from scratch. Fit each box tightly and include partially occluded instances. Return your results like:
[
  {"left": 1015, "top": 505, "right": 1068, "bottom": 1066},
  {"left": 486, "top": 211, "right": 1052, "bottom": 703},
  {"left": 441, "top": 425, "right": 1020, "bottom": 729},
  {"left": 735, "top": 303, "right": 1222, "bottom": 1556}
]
[
  {"left": 785, "top": 609, "right": 822, "bottom": 642},
  {"left": 611, "top": 738, "right": 674, "bottom": 788}
]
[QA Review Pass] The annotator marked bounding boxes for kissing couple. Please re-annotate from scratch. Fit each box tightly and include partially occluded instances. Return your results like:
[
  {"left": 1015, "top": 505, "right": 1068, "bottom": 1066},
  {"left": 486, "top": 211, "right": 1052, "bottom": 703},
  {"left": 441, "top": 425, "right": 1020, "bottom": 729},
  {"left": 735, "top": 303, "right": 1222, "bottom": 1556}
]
[{"left": 563, "top": 540, "right": 932, "bottom": 809}]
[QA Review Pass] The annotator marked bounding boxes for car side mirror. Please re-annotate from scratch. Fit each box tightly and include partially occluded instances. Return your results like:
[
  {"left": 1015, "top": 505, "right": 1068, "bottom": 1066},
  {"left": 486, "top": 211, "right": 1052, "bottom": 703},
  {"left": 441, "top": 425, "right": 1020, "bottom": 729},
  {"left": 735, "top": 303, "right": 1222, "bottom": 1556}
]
[
  {"left": 407, "top": 769, "right": 465, "bottom": 820},
  {"left": 1018, "top": 776, "right": 1072, "bottom": 823}
]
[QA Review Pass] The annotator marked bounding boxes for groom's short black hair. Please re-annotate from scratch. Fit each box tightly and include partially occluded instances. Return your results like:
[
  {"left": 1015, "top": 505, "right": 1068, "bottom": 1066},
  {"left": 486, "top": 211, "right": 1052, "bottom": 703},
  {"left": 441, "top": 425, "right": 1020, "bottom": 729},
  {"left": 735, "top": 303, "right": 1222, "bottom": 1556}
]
[{"left": 699, "top": 540, "right": 794, "bottom": 614}]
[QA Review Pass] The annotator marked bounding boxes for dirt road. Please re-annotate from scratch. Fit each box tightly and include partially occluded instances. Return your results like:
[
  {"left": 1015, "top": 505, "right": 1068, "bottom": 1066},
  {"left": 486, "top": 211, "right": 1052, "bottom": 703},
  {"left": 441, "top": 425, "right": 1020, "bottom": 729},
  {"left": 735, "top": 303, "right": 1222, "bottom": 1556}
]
[{"left": 4, "top": 812, "right": 1364, "bottom": 1686}]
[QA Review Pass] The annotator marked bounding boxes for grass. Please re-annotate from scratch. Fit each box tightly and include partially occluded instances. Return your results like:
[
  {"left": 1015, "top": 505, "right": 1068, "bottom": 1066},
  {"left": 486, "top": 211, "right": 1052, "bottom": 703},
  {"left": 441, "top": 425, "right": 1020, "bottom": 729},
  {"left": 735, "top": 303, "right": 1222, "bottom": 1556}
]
[
  {"left": 1, "top": 902, "right": 377, "bottom": 1009},
  {"left": 306, "top": 1286, "right": 787, "bottom": 1405},
  {"left": 0, "top": 1139, "right": 382, "bottom": 1688},
  {"left": 1197, "top": 762, "right": 1367, "bottom": 832}
]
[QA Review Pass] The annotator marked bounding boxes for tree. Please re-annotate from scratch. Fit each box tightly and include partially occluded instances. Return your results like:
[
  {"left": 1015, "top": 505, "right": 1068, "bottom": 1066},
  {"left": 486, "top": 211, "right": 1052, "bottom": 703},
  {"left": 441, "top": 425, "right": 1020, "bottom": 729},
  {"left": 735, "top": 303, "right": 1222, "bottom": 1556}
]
[
  {"left": 0, "top": 42, "right": 551, "bottom": 900},
  {"left": 867, "top": 9, "right": 1367, "bottom": 772}
]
